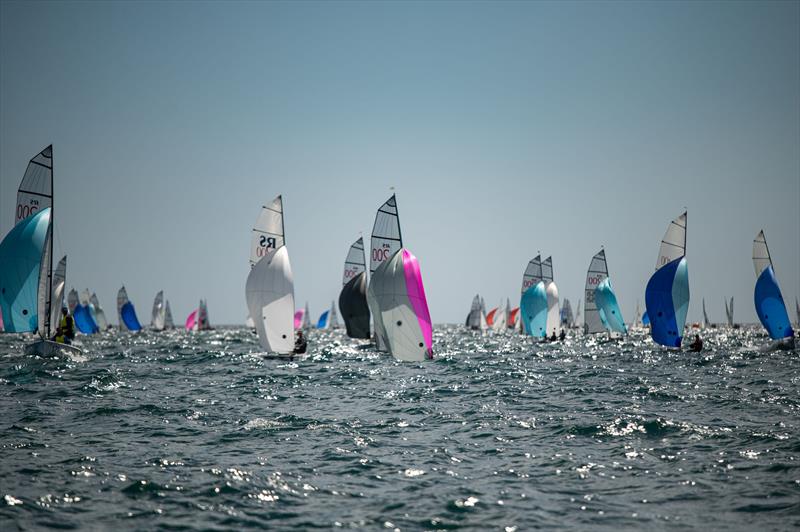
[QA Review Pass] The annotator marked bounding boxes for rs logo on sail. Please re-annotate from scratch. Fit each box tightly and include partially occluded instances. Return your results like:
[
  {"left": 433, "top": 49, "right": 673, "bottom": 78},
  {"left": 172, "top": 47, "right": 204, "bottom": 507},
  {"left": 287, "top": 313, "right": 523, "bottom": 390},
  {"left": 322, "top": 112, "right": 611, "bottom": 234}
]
[{"left": 256, "top": 236, "right": 277, "bottom": 257}]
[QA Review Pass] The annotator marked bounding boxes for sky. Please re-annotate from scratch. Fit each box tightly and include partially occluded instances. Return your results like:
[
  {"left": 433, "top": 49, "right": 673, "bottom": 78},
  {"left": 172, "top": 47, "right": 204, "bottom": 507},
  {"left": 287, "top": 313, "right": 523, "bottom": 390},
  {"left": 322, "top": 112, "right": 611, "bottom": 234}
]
[{"left": 1, "top": 1, "right": 798, "bottom": 326}]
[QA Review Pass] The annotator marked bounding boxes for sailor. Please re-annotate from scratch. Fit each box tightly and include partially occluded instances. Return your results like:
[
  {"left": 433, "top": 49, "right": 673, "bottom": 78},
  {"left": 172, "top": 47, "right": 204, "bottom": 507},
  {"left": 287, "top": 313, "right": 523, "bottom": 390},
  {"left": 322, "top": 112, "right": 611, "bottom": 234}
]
[
  {"left": 53, "top": 307, "right": 75, "bottom": 345},
  {"left": 294, "top": 330, "right": 307, "bottom": 354},
  {"left": 550, "top": 329, "right": 557, "bottom": 342},
  {"left": 559, "top": 329, "right": 566, "bottom": 341},
  {"left": 689, "top": 334, "right": 703, "bottom": 352}
]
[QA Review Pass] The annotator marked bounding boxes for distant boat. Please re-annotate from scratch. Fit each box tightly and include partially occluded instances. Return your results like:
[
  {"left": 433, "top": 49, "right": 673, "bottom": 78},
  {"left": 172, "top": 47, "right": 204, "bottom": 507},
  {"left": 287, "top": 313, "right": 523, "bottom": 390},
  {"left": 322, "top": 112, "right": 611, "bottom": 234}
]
[
  {"left": 486, "top": 307, "right": 498, "bottom": 327},
  {"left": 542, "top": 256, "right": 560, "bottom": 338},
  {"left": 560, "top": 299, "right": 574, "bottom": 328},
  {"left": 465, "top": 294, "right": 488, "bottom": 331},
  {"left": 752, "top": 230, "right": 794, "bottom": 349},
  {"left": 245, "top": 196, "right": 295, "bottom": 355},
  {"left": 73, "top": 289, "right": 99, "bottom": 334},
  {"left": 67, "top": 288, "right": 79, "bottom": 314},
  {"left": 796, "top": 297, "right": 799, "bottom": 329},
  {"left": 520, "top": 255, "right": 548, "bottom": 337},
  {"left": 317, "top": 301, "right": 338, "bottom": 329},
  {"left": 584, "top": 249, "right": 626, "bottom": 337},
  {"left": 632, "top": 300, "right": 642, "bottom": 329},
  {"left": 0, "top": 146, "right": 83, "bottom": 356},
  {"left": 367, "top": 195, "right": 403, "bottom": 352},
  {"left": 164, "top": 300, "right": 174, "bottom": 329},
  {"left": 491, "top": 301, "right": 507, "bottom": 332},
  {"left": 339, "top": 237, "right": 370, "bottom": 338},
  {"left": 294, "top": 303, "right": 310, "bottom": 330},
  {"left": 573, "top": 299, "right": 582, "bottom": 330},
  {"left": 724, "top": 297, "right": 735, "bottom": 328},
  {"left": 645, "top": 211, "right": 689, "bottom": 348},
  {"left": 90, "top": 292, "right": 110, "bottom": 330},
  {"left": 117, "top": 286, "right": 143, "bottom": 331},
  {"left": 642, "top": 311, "right": 650, "bottom": 327},
  {"left": 151, "top": 290, "right": 167, "bottom": 330},
  {"left": 185, "top": 299, "right": 212, "bottom": 331},
  {"left": 702, "top": 298, "right": 711, "bottom": 328},
  {"left": 507, "top": 301, "right": 520, "bottom": 330},
  {"left": 369, "top": 248, "right": 433, "bottom": 361}
]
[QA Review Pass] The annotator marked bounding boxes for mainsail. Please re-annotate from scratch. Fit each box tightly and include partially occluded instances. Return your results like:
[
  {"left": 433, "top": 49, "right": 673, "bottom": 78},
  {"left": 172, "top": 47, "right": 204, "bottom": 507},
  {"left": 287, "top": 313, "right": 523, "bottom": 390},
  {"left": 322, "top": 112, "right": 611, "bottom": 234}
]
[
  {"left": 560, "top": 299, "right": 574, "bottom": 328},
  {"left": 90, "top": 293, "right": 109, "bottom": 330},
  {"left": 752, "top": 230, "right": 793, "bottom": 340},
  {"left": 584, "top": 250, "right": 609, "bottom": 334},
  {"left": 117, "top": 286, "right": 142, "bottom": 332},
  {"left": 16, "top": 146, "right": 53, "bottom": 225},
  {"left": 369, "top": 248, "right": 433, "bottom": 361},
  {"left": 250, "top": 196, "right": 285, "bottom": 267},
  {"left": 0, "top": 208, "right": 51, "bottom": 332},
  {"left": 164, "top": 300, "right": 174, "bottom": 329},
  {"left": 339, "top": 237, "right": 370, "bottom": 338},
  {"left": 520, "top": 255, "right": 547, "bottom": 337},
  {"left": 367, "top": 195, "right": 402, "bottom": 351},
  {"left": 645, "top": 211, "right": 689, "bottom": 348},
  {"left": 574, "top": 299, "right": 582, "bottom": 329},
  {"left": 329, "top": 301, "right": 339, "bottom": 328},
  {"left": 151, "top": 290, "right": 166, "bottom": 330},
  {"left": 702, "top": 298, "right": 710, "bottom": 328},
  {"left": 67, "top": 288, "right": 79, "bottom": 314},
  {"left": 542, "top": 257, "right": 560, "bottom": 337},
  {"left": 48, "top": 256, "right": 67, "bottom": 337}
]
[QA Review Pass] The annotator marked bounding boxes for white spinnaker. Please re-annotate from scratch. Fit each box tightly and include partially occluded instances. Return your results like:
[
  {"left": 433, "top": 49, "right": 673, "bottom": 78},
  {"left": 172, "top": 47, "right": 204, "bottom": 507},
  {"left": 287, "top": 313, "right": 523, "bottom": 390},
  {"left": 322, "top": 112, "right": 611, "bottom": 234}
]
[
  {"left": 250, "top": 195, "right": 285, "bottom": 267},
  {"left": 369, "top": 258, "right": 392, "bottom": 350},
  {"left": 117, "top": 286, "right": 130, "bottom": 331},
  {"left": 584, "top": 250, "right": 609, "bottom": 334},
  {"left": 245, "top": 245, "right": 295, "bottom": 354},
  {"left": 16, "top": 145, "right": 53, "bottom": 225},
  {"left": 49, "top": 256, "right": 67, "bottom": 336},
  {"left": 542, "top": 257, "right": 553, "bottom": 283},
  {"left": 656, "top": 211, "right": 687, "bottom": 269},
  {"left": 342, "top": 237, "right": 367, "bottom": 286},
  {"left": 545, "top": 282, "right": 560, "bottom": 336},
  {"left": 368, "top": 194, "right": 402, "bottom": 351},
  {"left": 90, "top": 293, "right": 108, "bottom": 330},
  {"left": 370, "top": 249, "right": 429, "bottom": 362},
  {"left": 521, "top": 255, "right": 542, "bottom": 293},
  {"left": 164, "top": 300, "right": 174, "bottom": 329},
  {"left": 36, "top": 223, "right": 53, "bottom": 338},
  {"left": 152, "top": 291, "right": 165, "bottom": 329},
  {"left": 752, "top": 230, "right": 772, "bottom": 278}
]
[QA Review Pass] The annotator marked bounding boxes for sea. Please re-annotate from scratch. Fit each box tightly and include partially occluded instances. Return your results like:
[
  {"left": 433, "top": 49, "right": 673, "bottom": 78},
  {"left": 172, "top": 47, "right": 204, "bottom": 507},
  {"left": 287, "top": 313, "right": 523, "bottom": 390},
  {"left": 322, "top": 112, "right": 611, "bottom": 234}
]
[{"left": 1, "top": 326, "right": 798, "bottom": 531}]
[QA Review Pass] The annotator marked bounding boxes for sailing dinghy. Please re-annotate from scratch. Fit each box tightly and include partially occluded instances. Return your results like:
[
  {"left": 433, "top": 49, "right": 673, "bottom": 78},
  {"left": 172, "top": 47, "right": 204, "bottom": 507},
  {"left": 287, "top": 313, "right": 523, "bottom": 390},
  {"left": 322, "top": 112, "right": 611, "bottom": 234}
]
[
  {"left": 542, "top": 256, "right": 560, "bottom": 338},
  {"left": 465, "top": 294, "right": 488, "bottom": 331},
  {"left": 339, "top": 237, "right": 370, "bottom": 338},
  {"left": 520, "top": 255, "right": 548, "bottom": 338},
  {"left": 752, "top": 230, "right": 794, "bottom": 350},
  {"left": 584, "top": 249, "right": 627, "bottom": 338},
  {"left": 245, "top": 195, "right": 296, "bottom": 355},
  {"left": 151, "top": 291, "right": 166, "bottom": 330},
  {"left": 645, "top": 211, "right": 689, "bottom": 348},
  {"left": 117, "top": 286, "right": 143, "bottom": 332},
  {"left": 369, "top": 248, "right": 433, "bottom": 361}
]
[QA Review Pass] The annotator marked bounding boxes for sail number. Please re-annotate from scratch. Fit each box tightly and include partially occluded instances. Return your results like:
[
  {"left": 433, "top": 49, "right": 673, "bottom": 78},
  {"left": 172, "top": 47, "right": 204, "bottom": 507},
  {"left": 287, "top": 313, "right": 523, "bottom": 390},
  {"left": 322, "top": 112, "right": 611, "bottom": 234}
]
[
  {"left": 586, "top": 274, "right": 603, "bottom": 286},
  {"left": 15, "top": 199, "right": 39, "bottom": 222},
  {"left": 372, "top": 248, "right": 392, "bottom": 263},
  {"left": 343, "top": 267, "right": 361, "bottom": 280}
]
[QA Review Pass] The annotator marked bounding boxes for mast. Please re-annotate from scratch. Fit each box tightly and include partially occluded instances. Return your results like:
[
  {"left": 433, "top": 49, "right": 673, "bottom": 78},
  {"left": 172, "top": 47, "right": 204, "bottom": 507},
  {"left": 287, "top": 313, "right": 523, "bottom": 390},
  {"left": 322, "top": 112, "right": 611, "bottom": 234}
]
[{"left": 44, "top": 145, "right": 54, "bottom": 337}]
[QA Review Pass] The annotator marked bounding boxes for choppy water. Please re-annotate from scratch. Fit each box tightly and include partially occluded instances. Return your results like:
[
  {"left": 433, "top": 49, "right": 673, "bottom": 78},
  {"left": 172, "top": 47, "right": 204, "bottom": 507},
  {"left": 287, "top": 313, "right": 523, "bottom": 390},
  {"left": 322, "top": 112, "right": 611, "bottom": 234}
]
[{"left": 0, "top": 326, "right": 798, "bottom": 531}]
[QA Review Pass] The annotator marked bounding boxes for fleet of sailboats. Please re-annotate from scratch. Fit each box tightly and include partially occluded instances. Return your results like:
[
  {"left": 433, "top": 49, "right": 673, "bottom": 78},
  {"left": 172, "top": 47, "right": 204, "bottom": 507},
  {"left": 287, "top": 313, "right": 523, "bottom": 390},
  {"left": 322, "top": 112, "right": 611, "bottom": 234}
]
[{"left": 0, "top": 146, "right": 797, "bottom": 359}]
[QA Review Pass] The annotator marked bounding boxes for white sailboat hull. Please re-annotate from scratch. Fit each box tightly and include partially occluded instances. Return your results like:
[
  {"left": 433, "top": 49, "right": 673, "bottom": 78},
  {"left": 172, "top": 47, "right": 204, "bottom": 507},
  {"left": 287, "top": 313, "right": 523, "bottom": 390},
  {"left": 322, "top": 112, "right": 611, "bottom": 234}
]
[{"left": 24, "top": 339, "right": 83, "bottom": 358}]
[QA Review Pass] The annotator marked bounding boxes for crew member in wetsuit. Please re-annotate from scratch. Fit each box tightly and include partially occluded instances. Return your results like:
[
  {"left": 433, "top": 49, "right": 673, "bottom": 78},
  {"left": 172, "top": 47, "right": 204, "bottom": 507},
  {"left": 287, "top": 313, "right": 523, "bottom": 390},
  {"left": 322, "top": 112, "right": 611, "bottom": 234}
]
[
  {"left": 549, "top": 329, "right": 557, "bottom": 342},
  {"left": 53, "top": 307, "right": 75, "bottom": 344},
  {"left": 689, "top": 334, "right": 703, "bottom": 352},
  {"left": 294, "top": 330, "right": 307, "bottom": 354},
  {"left": 559, "top": 329, "right": 566, "bottom": 341}
]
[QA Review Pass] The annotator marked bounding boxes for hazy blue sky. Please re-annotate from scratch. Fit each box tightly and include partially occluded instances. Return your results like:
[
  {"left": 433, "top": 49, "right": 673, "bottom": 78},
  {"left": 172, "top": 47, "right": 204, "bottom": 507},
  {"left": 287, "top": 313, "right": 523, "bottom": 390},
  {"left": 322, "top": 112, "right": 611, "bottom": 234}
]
[{"left": 1, "top": 1, "right": 798, "bottom": 326}]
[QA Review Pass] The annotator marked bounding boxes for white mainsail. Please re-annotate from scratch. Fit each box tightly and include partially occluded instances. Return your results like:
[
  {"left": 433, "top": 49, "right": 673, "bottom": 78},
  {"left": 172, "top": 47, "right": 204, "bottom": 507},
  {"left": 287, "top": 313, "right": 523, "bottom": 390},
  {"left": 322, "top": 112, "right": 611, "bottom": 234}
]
[
  {"left": 164, "top": 300, "right": 174, "bottom": 329},
  {"left": 329, "top": 300, "right": 340, "bottom": 328},
  {"left": 342, "top": 236, "right": 367, "bottom": 286},
  {"left": 48, "top": 256, "right": 67, "bottom": 336},
  {"left": 702, "top": 298, "right": 710, "bottom": 328},
  {"left": 367, "top": 194, "right": 402, "bottom": 351},
  {"left": 584, "top": 250, "right": 608, "bottom": 334},
  {"left": 250, "top": 196, "right": 285, "bottom": 267},
  {"left": 151, "top": 290, "right": 166, "bottom": 330},
  {"left": 90, "top": 293, "right": 109, "bottom": 330},
  {"left": 752, "top": 230, "right": 771, "bottom": 278},
  {"left": 656, "top": 211, "right": 687, "bottom": 269}
]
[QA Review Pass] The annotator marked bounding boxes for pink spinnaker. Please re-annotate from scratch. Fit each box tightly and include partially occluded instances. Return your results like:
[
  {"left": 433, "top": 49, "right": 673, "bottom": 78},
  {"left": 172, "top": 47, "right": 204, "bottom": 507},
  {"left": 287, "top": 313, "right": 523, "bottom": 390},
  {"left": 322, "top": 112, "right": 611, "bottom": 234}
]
[
  {"left": 294, "top": 309, "right": 305, "bottom": 329},
  {"left": 401, "top": 249, "right": 433, "bottom": 358},
  {"left": 185, "top": 309, "right": 197, "bottom": 331}
]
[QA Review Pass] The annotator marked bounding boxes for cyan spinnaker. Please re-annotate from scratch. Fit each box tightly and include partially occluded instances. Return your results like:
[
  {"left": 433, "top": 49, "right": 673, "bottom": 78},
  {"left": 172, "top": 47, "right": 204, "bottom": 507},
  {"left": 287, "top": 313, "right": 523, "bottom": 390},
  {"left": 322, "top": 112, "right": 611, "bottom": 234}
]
[
  {"left": 754, "top": 267, "right": 793, "bottom": 339},
  {"left": 594, "top": 278, "right": 627, "bottom": 335},
  {"left": 521, "top": 282, "right": 548, "bottom": 337},
  {"left": 0, "top": 208, "right": 51, "bottom": 333}
]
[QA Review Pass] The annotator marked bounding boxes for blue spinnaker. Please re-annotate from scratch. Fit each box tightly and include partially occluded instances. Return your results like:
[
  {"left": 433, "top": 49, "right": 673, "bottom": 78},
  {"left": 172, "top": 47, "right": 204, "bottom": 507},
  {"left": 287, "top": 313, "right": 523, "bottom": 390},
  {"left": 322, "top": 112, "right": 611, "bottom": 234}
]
[
  {"left": 645, "top": 257, "right": 689, "bottom": 348},
  {"left": 0, "top": 208, "right": 51, "bottom": 333},
  {"left": 121, "top": 301, "right": 142, "bottom": 331},
  {"left": 754, "top": 266, "right": 794, "bottom": 340},
  {"left": 642, "top": 311, "right": 650, "bottom": 326},
  {"left": 73, "top": 304, "right": 99, "bottom": 334},
  {"left": 520, "top": 281, "right": 548, "bottom": 337},
  {"left": 317, "top": 310, "right": 329, "bottom": 329},
  {"left": 595, "top": 278, "right": 627, "bottom": 335}
]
